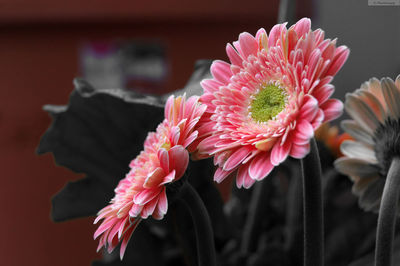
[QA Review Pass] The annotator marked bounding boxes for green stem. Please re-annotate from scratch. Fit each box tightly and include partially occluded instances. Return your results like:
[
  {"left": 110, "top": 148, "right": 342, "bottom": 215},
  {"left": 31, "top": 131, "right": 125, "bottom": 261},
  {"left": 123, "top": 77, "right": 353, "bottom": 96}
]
[
  {"left": 179, "top": 182, "right": 217, "bottom": 266},
  {"left": 301, "top": 137, "right": 324, "bottom": 266},
  {"left": 375, "top": 157, "right": 400, "bottom": 266}
]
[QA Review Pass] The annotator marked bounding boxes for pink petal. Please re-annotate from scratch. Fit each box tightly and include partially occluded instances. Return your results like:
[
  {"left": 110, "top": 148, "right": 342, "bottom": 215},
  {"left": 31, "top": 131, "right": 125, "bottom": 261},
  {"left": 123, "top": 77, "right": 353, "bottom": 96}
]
[
  {"left": 306, "top": 49, "right": 322, "bottom": 83},
  {"left": 325, "top": 45, "right": 349, "bottom": 76},
  {"left": 313, "top": 29, "right": 325, "bottom": 44},
  {"left": 255, "top": 138, "right": 276, "bottom": 151},
  {"left": 160, "top": 169, "right": 176, "bottom": 186},
  {"left": 158, "top": 148, "right": 169, "bottom": 174},
  {"left": 96, "top": 235, "right": 106, "bottom": 252},
  {"left": 248, "top": 152, "right": 274, "bottom": 180},
  {"left": 184, "top": 96, "right": 200, "bottom": 117},
  {"left": 183, "top": 131, "right": 198, "bottom": 148},
  {"left": 223, "top": 146, "right": 253, "bottom": 171},
  {"left": 168, "top": 145, "right": 189, "bottom": 179},
  {"left": 320, "top": 41, "right": 335, "bottom": 62},
  {"left": 213, "top": 150, "right": 231, "bottom": 167},
  {"left": 120, "top": 220, "right": 139, "bottom": 260},
  {"left": 128, "top": 204, "right": 143, "bottom": 217},
  {"left": 289, "top": 143, "right": 310, "bottom": 159},
  {"left": 243, "top": 174, "right": 256, "bottom": 189},
  {"left": 201, "top": 79, "right": 223, "bottom": 94},
  {"left": 196, "top": 120, "right": 215, "bottom": 137},
  {"left": 313, "top": 84, "right": 334, "bottom": 104},
  {"left": 293, "top": 18, "right": 311, "bottom": 39},
  {"left": 236, "top": 163, "right": 256, "bottom": 189},
  {"left": 269, "top": 23, "right": 287, "bottom": 47},
  {"left": 299, "top": 95, "right": 318, "bottom": 121},
  {"left": 226, "top": 43, "right": 243, "bottom": 66},
  {"left": 236, "top": 164, "right": 246, "bottom": 188},
  {"left": 152, "top": 188, "right": 168, "bottom": 220},
  {"left": 255, "top": 28, "right": 267, "bottom": 41},
  {"left": 214, "top": 167, "right": 234, "bottom": 183},
  {"left": 211, "top": 60, "right": 232, "bottom": 84},
  {"left": 118, "top": 217, "right": 129, "bottom": 239},
  {"left": 164, "top": 95, "right": 174, "bottom": 120},
  {"left": 157, "top": 187, "right": 168, "bottom": 215},
  {"left": 285, "top": 28, "right": 299, "bottom": 57},
  {"left": 311, "top": 109, "right": 324, "bottom": 129},
  {"left": 152, "top": 206, "right": 164, "bottom": 220},
  {"left": 296, "top": 119, "right": 314, "bottom": 140},
  {"left": 107, "top": 218, "right": 125, "bottom": 243},
  {"left": 238, "top": 32, "right": 259, "bottom": 59},
  {"left": 171, "top": 126, "right": 181, "bottom": 146},
  {"left": 94, "top": 218, "right": 115, "bottom": 240},
  {"left": 292, "top": 133, "right": 310, "bottom": 146},
  {"left": 94, "top": 207, "right": 113, "bottom": 224},
  {"left": 134, "top": 188, "right": 161, "bottom": 205},
  {"left": 143, "top": 167, "right": 165, "bottom": 189},
  {"left": 107, "top": 235, "right": 119, "bottom": 253},
  {"left": 321, "top": 98, "right": 343, "bottom": 122},
  {"left": 197, "top": 135, "right": 220, "bottom": 154},
  {"left": 270, "top": 140, "right": 292, "bottom": 166}
]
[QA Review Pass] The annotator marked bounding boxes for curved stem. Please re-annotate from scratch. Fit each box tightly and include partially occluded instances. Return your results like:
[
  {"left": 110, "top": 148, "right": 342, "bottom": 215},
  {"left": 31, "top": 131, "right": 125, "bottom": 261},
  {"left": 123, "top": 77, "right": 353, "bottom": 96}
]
[
  {"left": 179, "top": 182, "right": 217, "bottom": 266},
  {"left": 285, "top": 161, "right": 303, "bottom": 264},
  {"left": 240, "top": 174, "right": 273, "bottom": 257},
  {"left": 301, "top": 137, "right": 324, "bottom": 266},
  {"left": 375, "top": 157, "right": 400, "bottom": 266}
]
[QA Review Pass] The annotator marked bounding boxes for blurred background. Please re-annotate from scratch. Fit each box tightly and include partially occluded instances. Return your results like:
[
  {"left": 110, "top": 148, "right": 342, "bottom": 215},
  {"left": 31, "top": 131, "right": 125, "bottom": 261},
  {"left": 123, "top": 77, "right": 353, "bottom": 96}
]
[{"left": 0, "top": 0, "right": 398, "bottom": 265}]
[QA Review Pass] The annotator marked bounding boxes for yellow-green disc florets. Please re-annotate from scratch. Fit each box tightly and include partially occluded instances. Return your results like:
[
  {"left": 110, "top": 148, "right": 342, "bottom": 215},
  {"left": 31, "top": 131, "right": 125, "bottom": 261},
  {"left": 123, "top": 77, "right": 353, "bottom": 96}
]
[{"left": 250, "top": 84, "right": 287, "bottom": 123}]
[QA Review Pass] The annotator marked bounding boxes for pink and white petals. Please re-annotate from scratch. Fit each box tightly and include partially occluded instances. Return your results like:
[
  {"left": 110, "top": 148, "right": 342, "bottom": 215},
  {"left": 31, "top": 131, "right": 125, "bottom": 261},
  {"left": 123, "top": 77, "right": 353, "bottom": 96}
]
[
  {"left": 248, "top": 153, "right": 274, "bottom": 181},
  {"left": 166, "top": 146, "right": 189, "bottom": 179},
  {"left": 195, "top": 18, "right": 348, "bottom": 188},
  {"left": 321, "top": 99, "right": 343, "bottom": 122},
  {"left": 94, "top": 94, "right": 206, "bottom": 259}
]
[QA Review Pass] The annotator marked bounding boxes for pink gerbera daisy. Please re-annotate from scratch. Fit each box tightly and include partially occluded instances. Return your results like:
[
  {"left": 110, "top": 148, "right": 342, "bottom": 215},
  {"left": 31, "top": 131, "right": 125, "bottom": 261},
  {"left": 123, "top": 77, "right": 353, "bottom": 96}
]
[
  {"left": 192, "top": 18, "right": 349, "bottom": 188},
  {"left": 94, "top": 94, "right": 206, "bottom": 259}
]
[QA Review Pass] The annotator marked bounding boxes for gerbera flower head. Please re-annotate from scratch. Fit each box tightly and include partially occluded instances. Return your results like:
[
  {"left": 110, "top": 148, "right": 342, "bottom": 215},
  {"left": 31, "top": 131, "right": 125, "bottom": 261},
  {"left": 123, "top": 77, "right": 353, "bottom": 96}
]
[
  {"left": 192, "top": 18, "right": 349, "bottom": 188},
  {"left": 94, "top": 94, "right": 206, "bottom": 259},
  {"left": 335, "top": 75, "right": 400, "bottom": 213}
]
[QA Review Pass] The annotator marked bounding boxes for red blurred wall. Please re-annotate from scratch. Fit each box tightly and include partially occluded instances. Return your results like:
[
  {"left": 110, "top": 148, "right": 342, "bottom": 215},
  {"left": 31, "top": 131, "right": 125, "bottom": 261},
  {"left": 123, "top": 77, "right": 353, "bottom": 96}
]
[{"left": 0, "top": 1, "right": 310, "bottom": 265}]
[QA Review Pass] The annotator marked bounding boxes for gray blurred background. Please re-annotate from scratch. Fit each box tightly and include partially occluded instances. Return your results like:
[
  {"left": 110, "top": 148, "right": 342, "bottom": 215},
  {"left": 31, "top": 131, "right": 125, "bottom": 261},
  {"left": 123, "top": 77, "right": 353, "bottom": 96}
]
[{"left": 315, "top": 0, "right": 400, "bottom": 105}]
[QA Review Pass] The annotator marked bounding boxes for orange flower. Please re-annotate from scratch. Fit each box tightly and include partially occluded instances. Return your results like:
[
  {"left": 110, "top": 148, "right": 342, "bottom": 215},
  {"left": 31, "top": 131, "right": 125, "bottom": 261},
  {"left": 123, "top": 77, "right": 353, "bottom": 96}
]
[{"left": 315, "top": 122, "right": 352, "bottom": 158}]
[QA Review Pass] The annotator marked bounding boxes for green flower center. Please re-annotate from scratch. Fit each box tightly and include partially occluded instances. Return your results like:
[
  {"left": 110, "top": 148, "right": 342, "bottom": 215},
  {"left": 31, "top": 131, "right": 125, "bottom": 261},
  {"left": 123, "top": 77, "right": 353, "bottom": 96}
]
[
  {"left": 161, "top": 142, "right": 171, "bottom": 151},
  {"left": 250, "top": 84, "right": 287, "bottom": 123}
]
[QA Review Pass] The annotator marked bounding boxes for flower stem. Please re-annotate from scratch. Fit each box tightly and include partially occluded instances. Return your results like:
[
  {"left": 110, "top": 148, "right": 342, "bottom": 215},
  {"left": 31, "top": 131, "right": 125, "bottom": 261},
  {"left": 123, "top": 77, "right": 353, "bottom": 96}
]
[
  {"left": 240, "top": 174, "right": 274, "bottom": 257},
  {"left": 375, "top": 157, "right": 400, "bottom": 266},
  {"left": 179, "top": 182, "right": 217, "bottom": 266},
  {"left": 285, "top": 161, "right": 303, "bottom": 264},
  {"left": 301, "top": 137, "right": 324, "bottom": 266}
]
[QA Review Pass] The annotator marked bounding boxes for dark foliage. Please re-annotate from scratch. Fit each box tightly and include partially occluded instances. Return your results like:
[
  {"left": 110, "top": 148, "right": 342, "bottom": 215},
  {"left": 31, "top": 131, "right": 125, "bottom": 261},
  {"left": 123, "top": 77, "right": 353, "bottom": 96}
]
[{"left": 38, "top": 79, "right": 165, "bottom": 221}]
